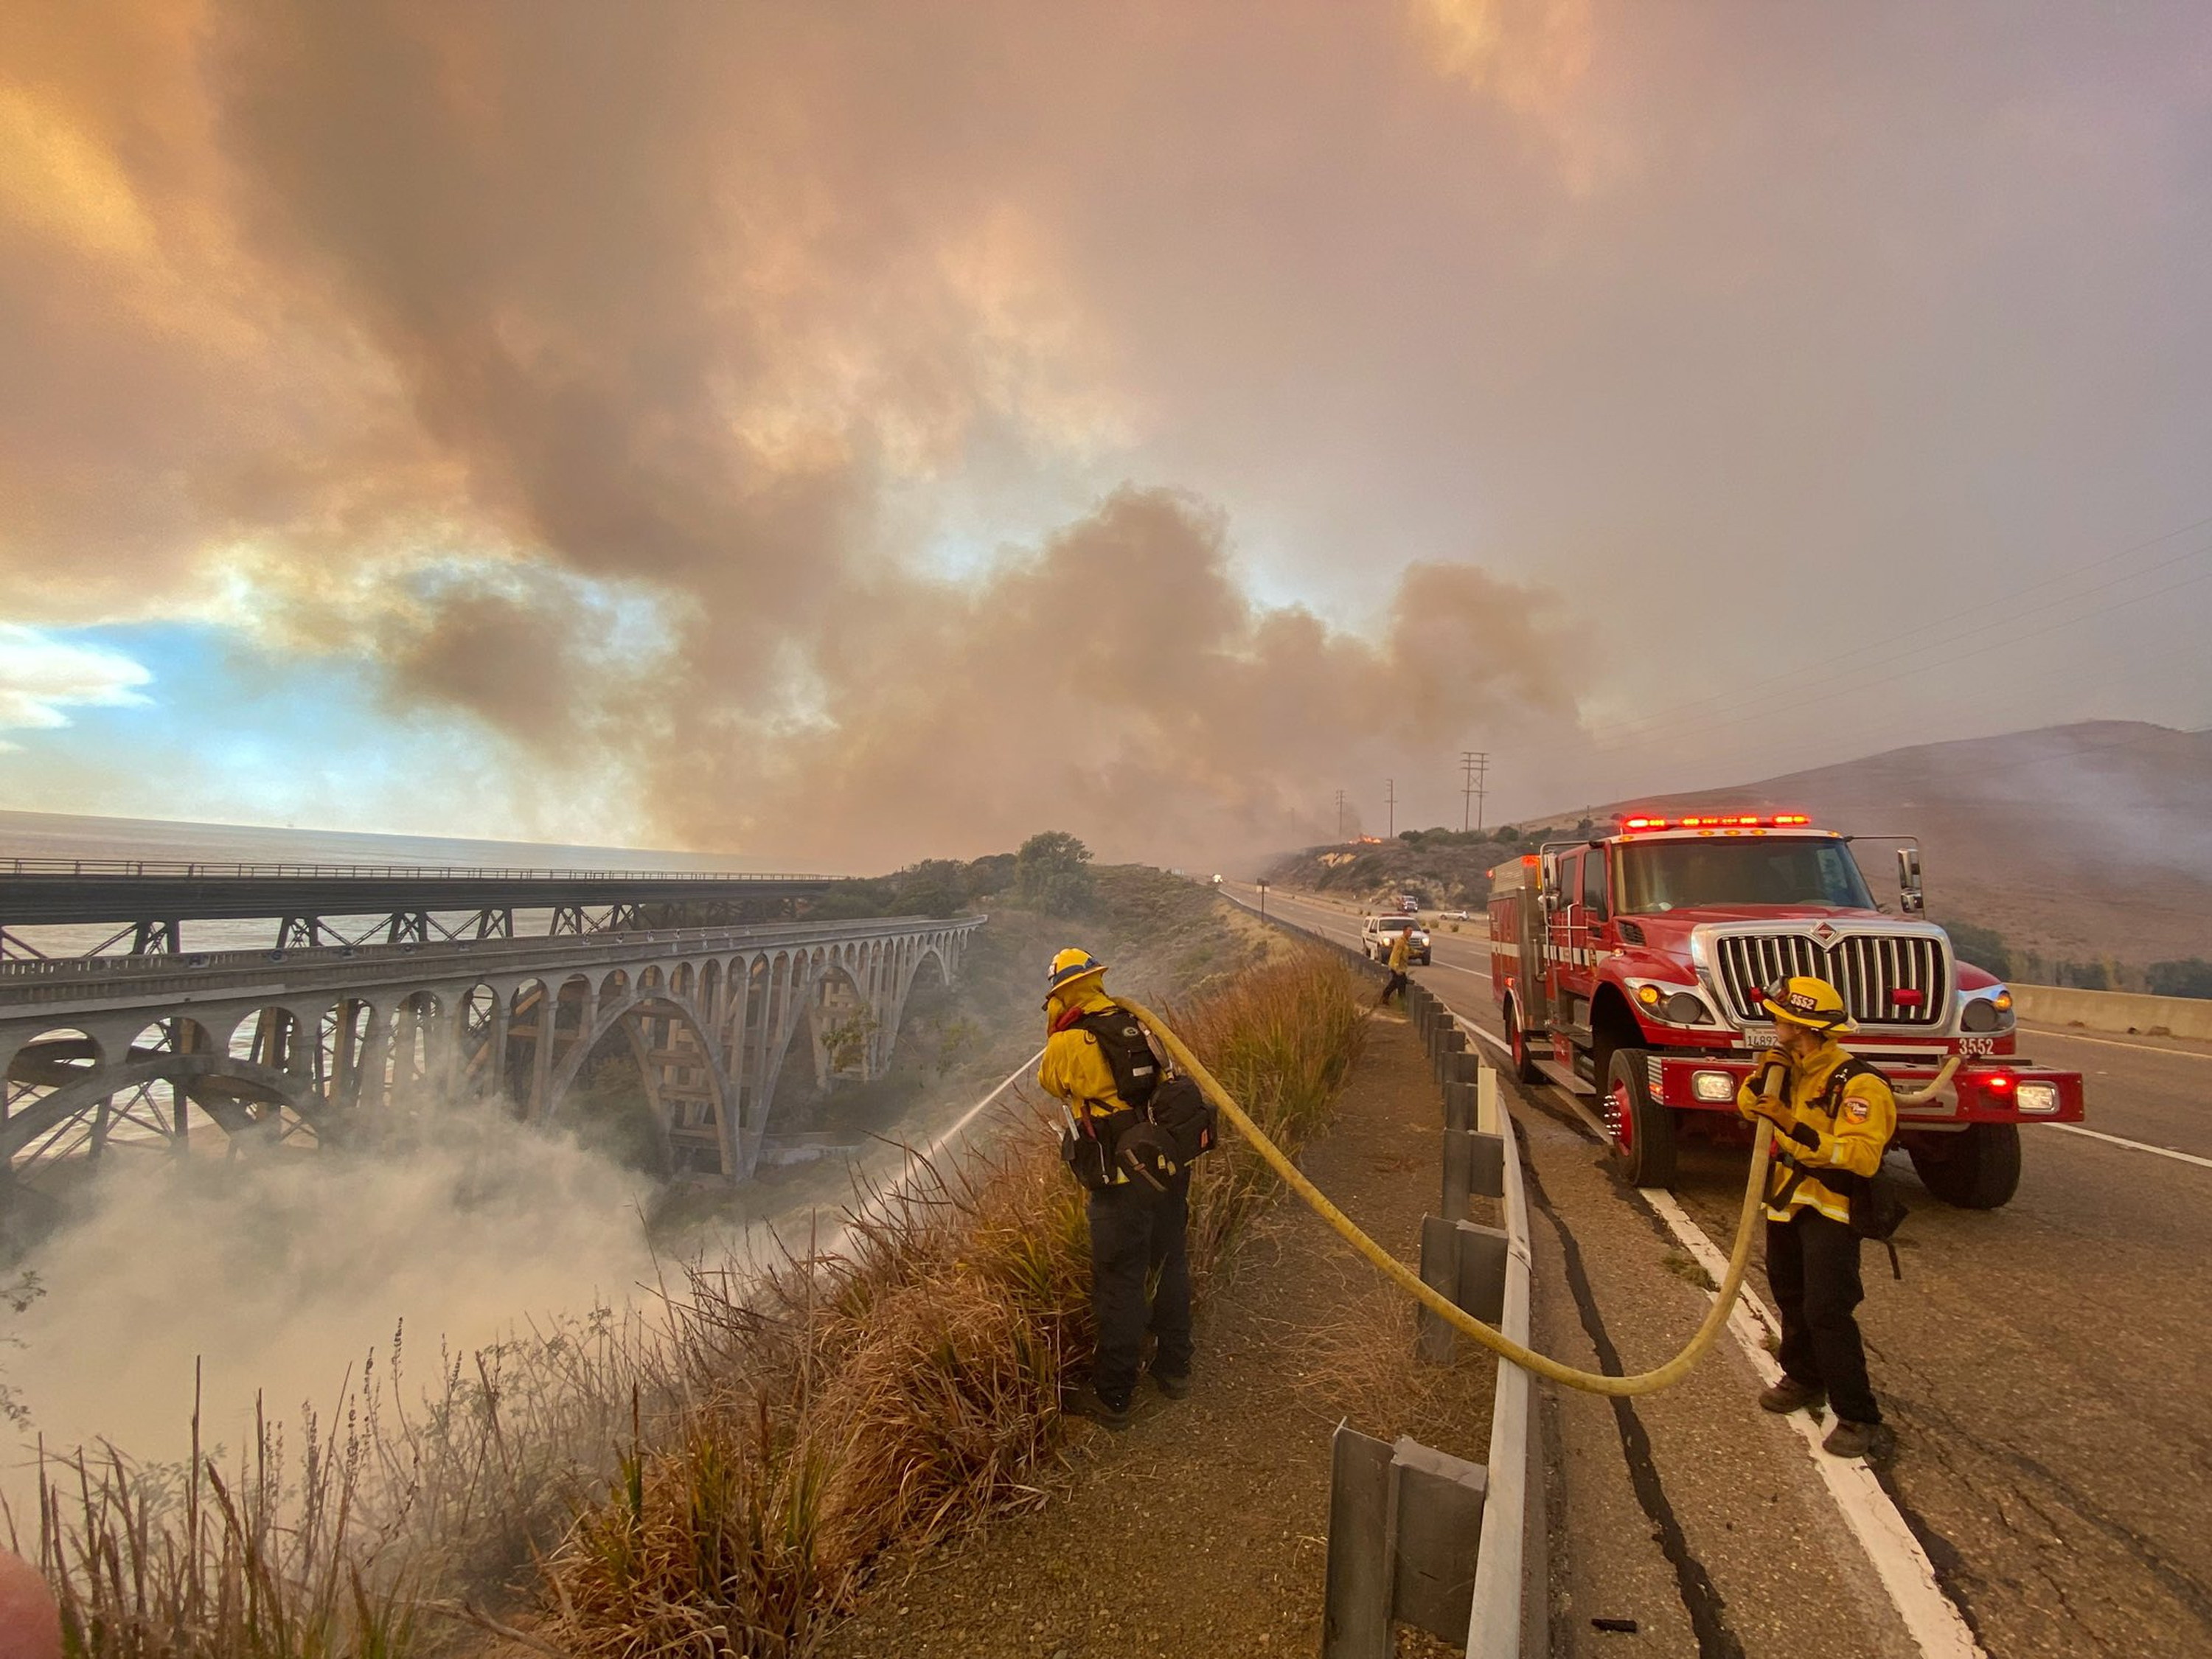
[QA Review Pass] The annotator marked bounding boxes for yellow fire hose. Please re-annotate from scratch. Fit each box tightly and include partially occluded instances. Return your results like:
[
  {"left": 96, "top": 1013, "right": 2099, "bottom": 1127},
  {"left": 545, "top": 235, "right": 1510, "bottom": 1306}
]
[{"left": 1124, "top": 1002, "right": 1956, "bottom": 1397}]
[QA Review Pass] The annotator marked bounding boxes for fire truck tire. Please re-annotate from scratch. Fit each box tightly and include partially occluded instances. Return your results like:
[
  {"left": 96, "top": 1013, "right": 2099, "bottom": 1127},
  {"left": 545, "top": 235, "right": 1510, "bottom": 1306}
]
[
  {"left": 1604, "top": 1048, "right": 1677, "bottom": 1189},
  {"left": 1503, "top": 1000, "right": 1544, "bottom": 1085},
  {"left": 1907, "top": 1122, "right": 2022, "bottom": 1209}
]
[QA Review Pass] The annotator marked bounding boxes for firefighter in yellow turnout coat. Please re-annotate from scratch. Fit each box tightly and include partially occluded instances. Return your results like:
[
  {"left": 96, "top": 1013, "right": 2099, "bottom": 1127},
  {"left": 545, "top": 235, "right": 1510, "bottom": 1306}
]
[
  {"left": 1738, "top": 975, "right": 1896, "bottom": 1459},
  {"left": 1038, "top": 948, "right": 1192, "bottom": 1430},
  {"left": 1377, "top": 926, "right": 1412, "bottom": 1006}
]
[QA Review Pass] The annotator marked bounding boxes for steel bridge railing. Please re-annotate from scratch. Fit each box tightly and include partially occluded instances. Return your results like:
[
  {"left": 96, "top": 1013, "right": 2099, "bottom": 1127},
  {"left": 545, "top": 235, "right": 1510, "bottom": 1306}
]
[{"left": 0, "top": 858, "right": 831, "bottom": 881}]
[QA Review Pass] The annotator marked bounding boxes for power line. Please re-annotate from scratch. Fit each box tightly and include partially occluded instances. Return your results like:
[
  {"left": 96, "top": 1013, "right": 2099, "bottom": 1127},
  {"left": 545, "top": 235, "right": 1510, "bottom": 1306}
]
[
  {"left": 1385, "top": 777, "right": 1396, "bottom": 839},
  {"left": 1335, "top": 788, "right": 1347, "bottom": 840},
  {"left": 1460, "top": 750, "right": 1489, "bottom": 832}
]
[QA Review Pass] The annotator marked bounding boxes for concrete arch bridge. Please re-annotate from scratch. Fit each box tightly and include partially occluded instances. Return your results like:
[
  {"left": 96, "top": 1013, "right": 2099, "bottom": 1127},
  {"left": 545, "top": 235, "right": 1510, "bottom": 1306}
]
[{"left": 0, "top": 914, "right": 983, "bottom": 1197}]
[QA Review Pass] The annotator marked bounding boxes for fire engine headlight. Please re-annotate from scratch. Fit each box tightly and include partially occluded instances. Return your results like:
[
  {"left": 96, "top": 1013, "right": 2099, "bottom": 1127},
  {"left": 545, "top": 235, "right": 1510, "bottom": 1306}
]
[
  {"left": 2014, "top": 1082, "right": 2061, "bottom": 1115},
  {"left": 1961, "top": 994, "right": 2016, "bottom": 1033},
  {"left": 1635, "top": 983, "right": 1713, "bottom": 1024},
  {"left": 1691, "top": 1070, "right": 1737, "bottom": 1102}
]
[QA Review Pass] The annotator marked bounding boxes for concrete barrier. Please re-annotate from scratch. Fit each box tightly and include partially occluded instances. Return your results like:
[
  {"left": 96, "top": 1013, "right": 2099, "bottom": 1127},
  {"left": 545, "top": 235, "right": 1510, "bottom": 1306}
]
[{"left": 2011, "top": 983, "right": 2212, "bottom": 1041}]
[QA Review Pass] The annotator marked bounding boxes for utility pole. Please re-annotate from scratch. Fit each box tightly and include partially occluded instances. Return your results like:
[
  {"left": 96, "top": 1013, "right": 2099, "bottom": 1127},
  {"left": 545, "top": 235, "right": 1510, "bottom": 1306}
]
[
  {"left": 1385, "top": 777, "right": 1396, "bottom": 839},
  {"left": 1459, "top": 751, "right": 1490, "bottom": 833},
  {"left": 1335, "top": 789, "right": 1348, "bottom": 841}
]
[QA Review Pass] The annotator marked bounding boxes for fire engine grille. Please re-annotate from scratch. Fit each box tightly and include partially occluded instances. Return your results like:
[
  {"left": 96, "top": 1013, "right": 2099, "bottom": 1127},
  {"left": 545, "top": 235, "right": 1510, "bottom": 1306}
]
[{"left": 1710, "top": 932, "right": 1950, "bottom": 1029}]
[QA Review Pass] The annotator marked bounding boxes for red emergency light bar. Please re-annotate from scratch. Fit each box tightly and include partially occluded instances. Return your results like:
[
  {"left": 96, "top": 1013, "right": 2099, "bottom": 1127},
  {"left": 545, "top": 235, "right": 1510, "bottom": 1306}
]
[{"left": 1618, "top": 812, "right": 1814, "bottom": 831}]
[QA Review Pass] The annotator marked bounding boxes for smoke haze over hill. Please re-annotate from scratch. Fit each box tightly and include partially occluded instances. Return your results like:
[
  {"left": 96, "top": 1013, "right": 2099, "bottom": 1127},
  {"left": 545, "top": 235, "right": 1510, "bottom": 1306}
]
[{"left": 1580, "top": 721, "right": 2212, "bottom": 964}]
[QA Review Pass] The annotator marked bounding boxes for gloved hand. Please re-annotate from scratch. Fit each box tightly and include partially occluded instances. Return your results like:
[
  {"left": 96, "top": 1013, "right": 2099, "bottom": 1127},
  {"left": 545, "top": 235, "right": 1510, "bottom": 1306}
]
[{"left": 1751, "top": 1050, "right": 1790, "bottom": 1099}]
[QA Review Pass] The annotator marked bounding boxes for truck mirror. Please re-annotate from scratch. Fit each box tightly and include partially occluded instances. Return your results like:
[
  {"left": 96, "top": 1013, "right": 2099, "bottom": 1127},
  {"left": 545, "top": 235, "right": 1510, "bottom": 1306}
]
[{"left": 1897, "top": 847, "right": 1924, "bottom": 915}]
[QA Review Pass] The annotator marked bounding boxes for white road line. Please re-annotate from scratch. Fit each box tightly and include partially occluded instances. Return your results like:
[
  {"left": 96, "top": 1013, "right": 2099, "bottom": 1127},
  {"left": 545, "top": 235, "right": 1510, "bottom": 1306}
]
[
  {"left": 1642, "top": 1189, "right": 1986, "bottom": 1659},
  {"left": 1231, "top": 890, "right": 1493, "bottom": 981},
  {"left": 1422, "top": 959, "right": 1492, "bottom": 981},
  {"left": 2048, "top": 1122, "right": 2212, "bottom": 1169},
  {"left": 2017, "top": 1024, "right": 2212, "bottom": 1061},
  {"left": 1453, "top": 999, "right": 1981, "bottom": 1658}
]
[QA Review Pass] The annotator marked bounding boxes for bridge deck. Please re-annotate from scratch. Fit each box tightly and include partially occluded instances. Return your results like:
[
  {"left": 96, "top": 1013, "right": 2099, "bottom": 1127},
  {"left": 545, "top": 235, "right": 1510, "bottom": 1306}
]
[
  {"left": 0, "top": 863, "right": 838, "bottom": 927},
  {"left": 0, "top": 915, "right": 964, "bottom": 1013}
]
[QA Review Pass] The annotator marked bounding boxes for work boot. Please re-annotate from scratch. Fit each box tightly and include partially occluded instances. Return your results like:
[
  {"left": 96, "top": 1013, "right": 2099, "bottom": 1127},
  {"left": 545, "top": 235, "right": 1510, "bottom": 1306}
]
[
  {"left": 1759, "top": 1376, "right": 1826, "bottom": 1415},
  {"left": 1822, "top": 1419, "right": 1880, "bottom": 1459},
  {"left": 1149, "top": 1366, "right": 1192, "bottom": 1401},
  {"left": 1064, "top": 1382, "right": 1133, "bottom": 1431}
]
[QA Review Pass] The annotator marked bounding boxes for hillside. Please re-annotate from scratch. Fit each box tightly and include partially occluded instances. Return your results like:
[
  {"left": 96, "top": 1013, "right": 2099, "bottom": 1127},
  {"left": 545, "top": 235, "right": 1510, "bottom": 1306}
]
[
  {"left": 1267, "top": 723, "right": 2212, "bottom": 981},
  {"left": 1262, "top": 835, "right": 1519, "bottom": 914},
  {"left": 1588, "top": 721, "right": 2211, "bottom": 974}
]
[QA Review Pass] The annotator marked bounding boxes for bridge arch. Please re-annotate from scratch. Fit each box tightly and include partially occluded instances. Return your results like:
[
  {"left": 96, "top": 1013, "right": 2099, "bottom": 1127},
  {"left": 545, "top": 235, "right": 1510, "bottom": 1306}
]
[
  {"left": 2, "top": 1014, "right": 320, "bottom": 1169},
  {"left": 1, "top": 914, "right": 984, "bottom": 1192},
  {"left": 541, "top": 986, "right": 736, "bottom": 1178}
]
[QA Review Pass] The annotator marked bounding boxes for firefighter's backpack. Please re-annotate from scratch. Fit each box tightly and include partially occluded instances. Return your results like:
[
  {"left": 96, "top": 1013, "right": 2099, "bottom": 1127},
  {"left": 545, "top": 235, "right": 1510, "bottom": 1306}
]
[
  {"left": 1071, "top": 1006, "right": 1217, "bottom": 1180},
  {"left": 1829, "top": 1057, "right": 1908, "bottom": 1277}
]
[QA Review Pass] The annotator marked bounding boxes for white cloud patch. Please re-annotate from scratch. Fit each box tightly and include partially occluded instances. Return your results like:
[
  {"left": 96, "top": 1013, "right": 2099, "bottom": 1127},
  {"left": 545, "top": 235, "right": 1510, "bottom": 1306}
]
[{"left": 0, "top": 625, "right": 153, "bottom": 746}]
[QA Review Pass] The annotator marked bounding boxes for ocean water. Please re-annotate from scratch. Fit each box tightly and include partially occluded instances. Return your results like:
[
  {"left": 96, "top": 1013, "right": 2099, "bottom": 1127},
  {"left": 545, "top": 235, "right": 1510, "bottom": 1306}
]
[{"left": 0, "top": 807, "right": 790, "bottom": 876}]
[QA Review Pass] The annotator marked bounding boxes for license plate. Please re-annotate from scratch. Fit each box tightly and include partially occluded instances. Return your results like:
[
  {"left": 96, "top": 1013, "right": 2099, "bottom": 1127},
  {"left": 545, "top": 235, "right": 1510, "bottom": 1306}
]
[{"left": 1743, "top": 1029, "right": 1778, "bottom": 1048}]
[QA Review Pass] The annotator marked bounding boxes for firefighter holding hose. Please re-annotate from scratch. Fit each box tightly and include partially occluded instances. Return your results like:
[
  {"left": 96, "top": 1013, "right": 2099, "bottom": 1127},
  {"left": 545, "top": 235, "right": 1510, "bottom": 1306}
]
[
  {"left": 1038, "top": 947, "right": 1194, "bottom": 1430},
  {"left": 1739, "top": 975, "right": 1898, "bottom": 1460}
]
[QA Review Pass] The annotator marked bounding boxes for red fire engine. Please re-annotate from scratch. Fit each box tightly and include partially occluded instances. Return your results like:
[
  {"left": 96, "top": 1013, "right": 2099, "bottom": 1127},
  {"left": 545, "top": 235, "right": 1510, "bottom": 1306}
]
[{"left": 1488, "top": 813, "right": 2084, "bottom": 1208}]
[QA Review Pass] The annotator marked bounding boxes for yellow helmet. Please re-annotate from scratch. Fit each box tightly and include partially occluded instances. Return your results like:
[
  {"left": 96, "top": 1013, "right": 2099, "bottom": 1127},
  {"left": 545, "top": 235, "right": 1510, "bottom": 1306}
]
[
  {"left": 1755, "top": 975, "right": 1854, "bottom": 1034},
  {"left": 1044, "top": 947, "right": 1107, "bottom": 1005}
]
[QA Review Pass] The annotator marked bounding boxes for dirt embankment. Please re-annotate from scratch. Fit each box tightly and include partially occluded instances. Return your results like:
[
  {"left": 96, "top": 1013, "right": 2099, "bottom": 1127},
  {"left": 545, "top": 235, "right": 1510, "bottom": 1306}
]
[{"left": 816, "top": 1007, "right": 1495, "bottom": 1659}]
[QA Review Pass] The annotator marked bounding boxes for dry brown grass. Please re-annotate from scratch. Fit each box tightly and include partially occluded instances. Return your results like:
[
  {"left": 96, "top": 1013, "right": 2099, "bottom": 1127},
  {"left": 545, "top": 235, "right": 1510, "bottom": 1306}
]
[
  {"left": 1292, "top": 1286, "right": 1439, "bottom": 1425},
  {"left": 23, "top": 947, "right": 1367, "bottom": 1659}
]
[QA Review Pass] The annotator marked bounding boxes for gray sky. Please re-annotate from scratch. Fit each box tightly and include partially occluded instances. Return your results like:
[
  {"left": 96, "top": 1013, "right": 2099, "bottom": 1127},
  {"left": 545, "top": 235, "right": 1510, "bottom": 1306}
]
[{"left": 1, "top": 1, "right": 2207, "bottom": 867}]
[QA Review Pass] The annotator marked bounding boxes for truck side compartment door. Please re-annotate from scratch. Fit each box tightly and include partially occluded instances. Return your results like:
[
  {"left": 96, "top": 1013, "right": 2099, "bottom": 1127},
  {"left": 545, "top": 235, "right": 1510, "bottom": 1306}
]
[{"left": 1549, "top": 850, "right": 1582, "bottom": 1029}]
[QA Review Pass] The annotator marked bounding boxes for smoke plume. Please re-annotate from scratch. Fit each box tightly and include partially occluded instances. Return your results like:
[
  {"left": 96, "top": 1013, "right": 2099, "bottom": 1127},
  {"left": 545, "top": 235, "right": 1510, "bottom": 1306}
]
[
  {"left": 6, "top": 1, "right": 2207, "bottom": 852},
  {"left": 0, "top": 1, "right": 1583, "bottom": 866}
]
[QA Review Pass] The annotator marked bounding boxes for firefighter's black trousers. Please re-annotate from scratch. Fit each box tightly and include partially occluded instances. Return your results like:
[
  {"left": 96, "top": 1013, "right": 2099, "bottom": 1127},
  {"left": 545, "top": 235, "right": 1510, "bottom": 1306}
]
[
  {"left": 1766, "top": 1209, "right": 1880, "bottom": 1425},
  {"left": 1086, "top": 1167, "right": 1193, "bottom": 1411}
]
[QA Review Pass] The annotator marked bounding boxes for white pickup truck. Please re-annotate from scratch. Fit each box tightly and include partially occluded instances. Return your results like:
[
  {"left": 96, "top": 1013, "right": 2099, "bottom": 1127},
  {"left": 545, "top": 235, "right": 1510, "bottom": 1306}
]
[{"left": 1361, "top": 914, "right": 1431, "bottom": 966}]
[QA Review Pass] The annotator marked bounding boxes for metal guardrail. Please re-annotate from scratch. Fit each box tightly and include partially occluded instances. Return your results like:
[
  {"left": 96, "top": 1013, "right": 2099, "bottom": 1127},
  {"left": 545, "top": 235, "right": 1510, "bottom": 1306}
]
[
  {"left": 1222, "top": 890, "right": 1540, "bottom": 1656},
  {"left": 0, "top": 858, "right": 829, "bottom": 881},
  {"left": 1462, "top": 1018, "right": 1537, "bottom": 1659}
]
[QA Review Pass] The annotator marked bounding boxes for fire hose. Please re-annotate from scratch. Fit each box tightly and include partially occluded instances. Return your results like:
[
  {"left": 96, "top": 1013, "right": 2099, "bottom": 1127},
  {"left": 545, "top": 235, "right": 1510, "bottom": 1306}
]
[{"left": 1122, "top": 999, "right": 1956, "bottom": 1398}]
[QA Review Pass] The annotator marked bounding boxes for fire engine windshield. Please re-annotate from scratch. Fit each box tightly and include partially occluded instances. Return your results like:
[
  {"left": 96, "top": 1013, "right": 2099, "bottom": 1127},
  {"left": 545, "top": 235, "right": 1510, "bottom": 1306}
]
[{"left": 1616, "top": 838, "right": 1874, "bottom": 913}]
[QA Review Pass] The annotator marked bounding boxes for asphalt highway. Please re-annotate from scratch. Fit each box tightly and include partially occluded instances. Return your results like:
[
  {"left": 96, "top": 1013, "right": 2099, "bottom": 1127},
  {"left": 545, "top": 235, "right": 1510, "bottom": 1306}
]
[{"left": 1224, "top": 880, "right": 2211, "bottom": 1657}]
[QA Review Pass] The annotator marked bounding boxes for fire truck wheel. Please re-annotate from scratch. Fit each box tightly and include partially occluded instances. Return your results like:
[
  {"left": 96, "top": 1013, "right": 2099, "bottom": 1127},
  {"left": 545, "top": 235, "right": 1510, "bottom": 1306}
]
[
  {"left": 1906, "top": 1122, "right": 2022, "bottom": 1208},
  {"left": 1503, "top": 1001, "right": 1543, "bottom": 1085},
  {"left": 1604, "top": 1047, "right": 1677, "bottom": 1189}
]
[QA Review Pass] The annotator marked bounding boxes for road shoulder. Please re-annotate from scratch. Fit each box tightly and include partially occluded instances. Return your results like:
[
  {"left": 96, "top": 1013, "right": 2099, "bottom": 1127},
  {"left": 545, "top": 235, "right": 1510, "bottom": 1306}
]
[{"left": 816, "top": 1009, "right": 1496, "bottom": 1659}]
